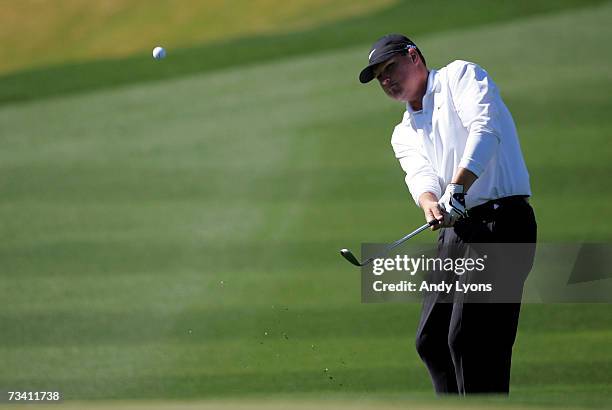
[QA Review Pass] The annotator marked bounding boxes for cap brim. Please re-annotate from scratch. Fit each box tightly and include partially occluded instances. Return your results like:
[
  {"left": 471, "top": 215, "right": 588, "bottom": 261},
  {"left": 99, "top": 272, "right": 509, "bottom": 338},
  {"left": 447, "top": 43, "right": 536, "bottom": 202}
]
[
  {"left": 359, "top": 65, "right": 376, "bottom": 83},
  {"left": 358, "top": 54, "right": 396, "bottom": 83}
]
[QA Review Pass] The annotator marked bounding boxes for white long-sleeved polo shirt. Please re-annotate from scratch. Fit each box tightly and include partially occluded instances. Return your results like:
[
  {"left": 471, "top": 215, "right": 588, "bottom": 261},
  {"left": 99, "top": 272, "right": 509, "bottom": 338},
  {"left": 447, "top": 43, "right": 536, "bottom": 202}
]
[{"left": 391, "top": 60, "right": 531, "bottom": 209}]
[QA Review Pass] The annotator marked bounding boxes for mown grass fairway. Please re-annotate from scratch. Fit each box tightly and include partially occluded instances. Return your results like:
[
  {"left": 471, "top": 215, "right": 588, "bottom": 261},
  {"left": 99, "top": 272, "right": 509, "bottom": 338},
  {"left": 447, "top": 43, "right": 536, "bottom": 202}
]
[
  {"left": 0, "top": 0, "right": 601, "bottom": 104},
  {"left": 0, "top": 1, "right": 611, "bottom": 409},
  {"left": 0, "top": 397, "right": 600, "bottom": 410},
  {"left": 0, "top": 0, "right": 393, "bottom": 74}
]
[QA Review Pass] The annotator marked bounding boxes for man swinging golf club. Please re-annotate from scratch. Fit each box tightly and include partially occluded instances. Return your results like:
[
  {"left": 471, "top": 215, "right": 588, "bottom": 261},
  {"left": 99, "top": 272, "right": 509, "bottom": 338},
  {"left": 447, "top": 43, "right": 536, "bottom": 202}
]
[{"left": 358, "top": 34, "right": 537, "bottom": 394}]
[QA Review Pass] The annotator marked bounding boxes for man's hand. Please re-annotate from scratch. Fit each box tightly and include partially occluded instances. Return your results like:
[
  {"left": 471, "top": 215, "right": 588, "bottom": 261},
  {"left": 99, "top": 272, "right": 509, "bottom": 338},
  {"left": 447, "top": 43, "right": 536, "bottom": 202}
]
[
  {"left": 418, "top": 192, "right": 446, "bottom": 230},
  {"left": 438, "top": 183, "right": 467, "bottom": 225}
]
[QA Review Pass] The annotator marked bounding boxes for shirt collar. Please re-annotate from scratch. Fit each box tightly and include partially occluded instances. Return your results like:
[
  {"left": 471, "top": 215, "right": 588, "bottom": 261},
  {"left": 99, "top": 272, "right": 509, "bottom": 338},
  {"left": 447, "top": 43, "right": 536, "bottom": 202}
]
[
  {"left": 404, "top": 69, "right": 439, "bottom": 117},
  {"left": 425, "top": 69, "right": 439, "bottom": 95}
]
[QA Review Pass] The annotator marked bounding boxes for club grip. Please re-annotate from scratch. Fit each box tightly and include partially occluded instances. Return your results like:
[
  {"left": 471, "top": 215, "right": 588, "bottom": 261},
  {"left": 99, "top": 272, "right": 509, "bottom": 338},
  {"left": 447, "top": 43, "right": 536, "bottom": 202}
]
[{"left": 428, "top": 219, "right": 440, "bottom": 227}]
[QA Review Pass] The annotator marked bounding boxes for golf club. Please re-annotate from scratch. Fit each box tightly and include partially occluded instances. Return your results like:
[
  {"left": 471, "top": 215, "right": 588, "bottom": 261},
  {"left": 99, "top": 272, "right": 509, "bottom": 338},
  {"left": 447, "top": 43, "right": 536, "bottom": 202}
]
[{"left": 340, "top": 219, "right": 439, "bottom": 267}]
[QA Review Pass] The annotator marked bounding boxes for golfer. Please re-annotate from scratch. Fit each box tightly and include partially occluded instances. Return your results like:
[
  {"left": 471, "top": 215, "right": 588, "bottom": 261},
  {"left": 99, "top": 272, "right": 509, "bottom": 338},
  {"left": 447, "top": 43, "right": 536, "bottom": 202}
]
[{"left": 358, "top": 34, "right": 537, "bottom": 394}]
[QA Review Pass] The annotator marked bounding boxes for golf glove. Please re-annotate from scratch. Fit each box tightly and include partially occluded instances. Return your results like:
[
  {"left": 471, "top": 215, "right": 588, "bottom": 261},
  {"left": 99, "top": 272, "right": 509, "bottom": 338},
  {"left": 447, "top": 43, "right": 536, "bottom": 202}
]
[{"left": 438, "top": 183, "right": 468, "bottom": 225}]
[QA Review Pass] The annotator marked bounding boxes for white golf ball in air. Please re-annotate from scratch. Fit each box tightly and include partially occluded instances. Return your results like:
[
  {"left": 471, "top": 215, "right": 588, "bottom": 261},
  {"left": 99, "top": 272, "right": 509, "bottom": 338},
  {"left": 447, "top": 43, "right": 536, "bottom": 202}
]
[{"left": 152, "top": 46, "right": 166, "bottom": 60}]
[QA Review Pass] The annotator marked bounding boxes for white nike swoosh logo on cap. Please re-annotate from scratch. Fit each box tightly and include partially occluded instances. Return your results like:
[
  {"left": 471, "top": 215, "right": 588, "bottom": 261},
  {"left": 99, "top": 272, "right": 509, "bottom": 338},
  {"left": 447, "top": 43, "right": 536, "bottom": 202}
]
[{"left": 368, "top": 49, "right": 376, "bottom": 60}]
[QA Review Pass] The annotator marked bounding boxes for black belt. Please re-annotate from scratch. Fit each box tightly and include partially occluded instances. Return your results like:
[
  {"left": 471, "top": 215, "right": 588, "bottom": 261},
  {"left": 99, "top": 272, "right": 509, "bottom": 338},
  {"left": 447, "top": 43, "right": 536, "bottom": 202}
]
[{"left": 467, "top": 195, "right": 529, "bottom": 223}]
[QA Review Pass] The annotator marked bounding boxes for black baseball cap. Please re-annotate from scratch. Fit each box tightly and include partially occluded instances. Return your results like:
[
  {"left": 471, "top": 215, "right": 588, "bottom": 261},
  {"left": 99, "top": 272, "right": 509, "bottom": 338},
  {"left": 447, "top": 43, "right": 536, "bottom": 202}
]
[{"left": 359, "top": 34, "right": 417, "bottom": 83}]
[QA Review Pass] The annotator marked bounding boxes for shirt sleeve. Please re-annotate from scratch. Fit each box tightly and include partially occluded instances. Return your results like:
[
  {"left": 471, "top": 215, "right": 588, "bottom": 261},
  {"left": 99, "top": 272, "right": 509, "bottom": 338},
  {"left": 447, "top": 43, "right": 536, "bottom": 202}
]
[
  {"left": 448, "top": 61, "right": 503, "bottom": 177},
  {"left": 391, "top": 125, "right": 442, "bottom": 205}
]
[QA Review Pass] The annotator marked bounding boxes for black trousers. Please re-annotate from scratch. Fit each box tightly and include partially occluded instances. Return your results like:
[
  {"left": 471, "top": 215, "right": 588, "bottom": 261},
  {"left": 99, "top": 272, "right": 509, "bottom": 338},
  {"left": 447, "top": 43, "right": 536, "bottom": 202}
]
[{"left": 415, "top": 196, "right": 537, "bottom": 395}]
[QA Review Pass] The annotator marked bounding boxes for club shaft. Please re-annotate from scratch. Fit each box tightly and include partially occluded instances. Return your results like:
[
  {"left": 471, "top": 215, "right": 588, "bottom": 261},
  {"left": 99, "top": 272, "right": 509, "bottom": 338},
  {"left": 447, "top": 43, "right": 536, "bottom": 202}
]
[
  {"left": 340, "top": 220, "right": 438, "bottom": 266},
  {"left": 367, "top": 222, "right": 432, "bottom": 262},
  {"left": 388, "top": 222, "right": 432, "bottom": 251}
]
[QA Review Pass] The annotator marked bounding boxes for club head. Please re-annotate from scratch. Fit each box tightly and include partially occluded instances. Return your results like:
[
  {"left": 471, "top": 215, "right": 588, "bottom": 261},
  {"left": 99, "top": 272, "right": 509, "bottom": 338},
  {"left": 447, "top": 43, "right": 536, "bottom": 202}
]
[{"left": 340, "top": 248, "right": 364, "bottom": 267}]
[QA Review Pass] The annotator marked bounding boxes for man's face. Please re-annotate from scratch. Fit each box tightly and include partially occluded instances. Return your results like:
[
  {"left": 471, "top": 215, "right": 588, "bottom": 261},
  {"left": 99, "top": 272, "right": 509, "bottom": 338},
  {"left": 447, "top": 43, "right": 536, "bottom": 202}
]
[{"left": 374, "top": 51, "right": 424, "bottom": 103}]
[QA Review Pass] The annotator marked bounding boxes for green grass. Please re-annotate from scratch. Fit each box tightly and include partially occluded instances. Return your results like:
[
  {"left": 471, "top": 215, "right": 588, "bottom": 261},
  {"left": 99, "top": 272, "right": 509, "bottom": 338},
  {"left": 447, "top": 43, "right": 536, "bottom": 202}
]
[
  {"left": 0, "top": 0, "right": 394, "bottom": 74},
  {"left": 1, "top": 1, "right": 612, "bottom": 409},
  {"left": 0, "top": 398, "right": 596, "bottom": 410},
  {"left": 0, "top": 0, "right": 605, "bottom": 104}
]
